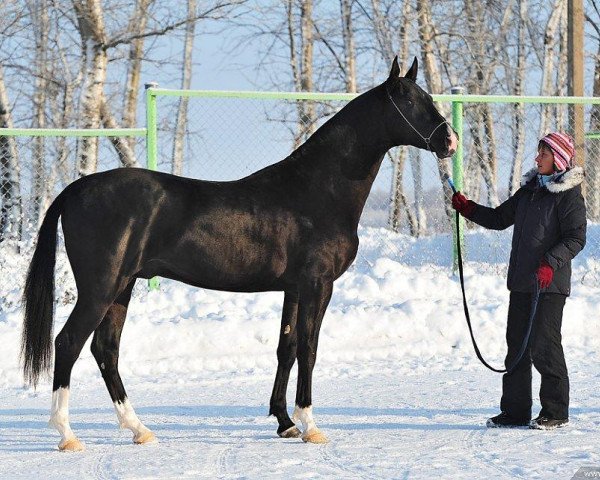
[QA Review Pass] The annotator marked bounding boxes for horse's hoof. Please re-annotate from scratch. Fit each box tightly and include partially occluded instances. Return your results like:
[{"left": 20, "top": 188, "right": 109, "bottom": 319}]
[
  {"left": 302, "top": 429, "right": 329, "bottom": 444},
  {"left": 59, "top": 437, "right": 85, "bottom": 452},
  {"left": 134, "top": 430, "right": 157, "bottom": 444},
  {"left": 278, "top": 426, "right": 302, "bottom": 438}
]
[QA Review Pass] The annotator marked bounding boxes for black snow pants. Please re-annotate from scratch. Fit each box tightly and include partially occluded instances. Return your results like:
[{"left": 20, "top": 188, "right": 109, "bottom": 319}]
[{"left": 500, "top": 291, "right": 569, "bottom": 421}]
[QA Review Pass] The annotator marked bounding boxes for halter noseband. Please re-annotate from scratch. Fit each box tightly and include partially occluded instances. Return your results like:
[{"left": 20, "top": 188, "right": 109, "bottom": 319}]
[{"left": 385, "top": 82, "right": 449, "bottom": 152}]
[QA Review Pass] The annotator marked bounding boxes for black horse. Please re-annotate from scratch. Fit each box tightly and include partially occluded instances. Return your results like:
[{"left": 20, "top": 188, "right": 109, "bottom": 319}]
[{"left": 22, "top": 57, "right": 457, "bottom": 451}]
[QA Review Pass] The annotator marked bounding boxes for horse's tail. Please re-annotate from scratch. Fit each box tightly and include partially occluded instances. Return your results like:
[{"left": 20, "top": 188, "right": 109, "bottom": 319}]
[{"left": 21, "top": 192, "right": 66, "bottom": 388}]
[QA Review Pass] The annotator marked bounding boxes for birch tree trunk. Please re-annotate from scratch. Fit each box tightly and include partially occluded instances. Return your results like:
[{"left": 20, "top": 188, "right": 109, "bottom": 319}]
[
  {"left": 73, "top": 0, "right": 108, "bottom": 177},
  {"left": 0, "top": 64, "right": 22, "bottom": 244},
  {"left": 123, "top": 0, "right": 151, "bottom": 152},
  {"left": 481, "top": 104, "right": 499, "bottom": 206},
  {"left": 464, "top": 0, "right": 498, "bottom": 206},
  {"left": 385, "top": 0, "right": 421, "bottom": 234},
  {"left": 409, "top": 148, "right": 425, "bottom": 236},
  {"left": 99, "top": 96, "right": 138, "bottom": 167},
  {"left": 388, "top": 149, "right": 417, "bottom": 236},
  {"left": 46, "top": 31, "right": 84, "bottom": 195},
  {"left": 340, "top": 0, "right": 356, "bottom": 94},
  {"left": 556, "top": 6, "right": 569, "bottom": 130},
  {"left": 587, "top": 28, "right": 600, "bottom": 221},
  {"left": 29, "top": 0, "right": 50, "bottom": 225},
  {"left": 298, "top": 0, "right": 315, "bottom": 145},
  {"left": 539, "top": 0, "right": 565, "bottom": 136},
  {"left": 510, "top": 0, "right": 528, "bottom": 194},
  {"left": 286, "top": 0, "right": 316, "bottom": 148},
  {"left": 172, "top": 0, "right": 196, "bottom": 176},
  {"left": 416, "top": 0, "right": 453, "bottom": 223},
  {"left": 465, "top": 107, "right": 484, "bottom": 201}
]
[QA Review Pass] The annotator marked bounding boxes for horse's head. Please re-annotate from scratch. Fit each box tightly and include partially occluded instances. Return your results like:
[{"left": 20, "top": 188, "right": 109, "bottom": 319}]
[{"left": 384, "top": 56, "right": 457, "bottom": 159}]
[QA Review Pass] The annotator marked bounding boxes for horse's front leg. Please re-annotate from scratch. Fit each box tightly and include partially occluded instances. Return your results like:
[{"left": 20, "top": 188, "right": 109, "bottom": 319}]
[
  {"left": 293, "top": 277, "right": 333, "bottom": 444},
  {"left": 269, "top": 290, "right": 302, "bottom": 438}
]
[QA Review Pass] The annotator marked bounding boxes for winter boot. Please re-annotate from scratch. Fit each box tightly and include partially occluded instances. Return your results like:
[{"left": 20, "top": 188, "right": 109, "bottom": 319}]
[
  {"left": 529, "top": 416, "right": 568, "bottom": 430},
  {"left": 486, "top": 412, "right": 530, "bottom": 428}
]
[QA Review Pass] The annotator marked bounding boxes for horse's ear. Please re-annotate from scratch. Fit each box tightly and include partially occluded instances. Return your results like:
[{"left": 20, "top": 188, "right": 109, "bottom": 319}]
[
  {"left": 404, "top": 57, "right": 418, "bottom": 81},
  {"left": 388, "top": 55, "right": 401, "bottom": 80}
]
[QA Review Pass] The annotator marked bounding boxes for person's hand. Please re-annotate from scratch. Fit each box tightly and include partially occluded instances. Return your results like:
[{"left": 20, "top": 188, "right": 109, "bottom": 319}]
[
  {"left": 536, "top": 260, "right": 554, "bottom": 289},
  {"left": 451, "top": 192, "right": 476, "bottom": 218}
]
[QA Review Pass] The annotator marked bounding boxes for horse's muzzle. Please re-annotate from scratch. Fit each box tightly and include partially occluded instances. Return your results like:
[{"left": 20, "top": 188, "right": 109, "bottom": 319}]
[{"left": 437, "top": 126, "right": 459, "bottom": 159}]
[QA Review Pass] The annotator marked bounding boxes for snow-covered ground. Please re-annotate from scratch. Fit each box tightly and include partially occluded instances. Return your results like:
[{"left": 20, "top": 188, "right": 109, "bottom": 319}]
[{"left": 1, "top": 225, "right": 599, "bottom": 479}]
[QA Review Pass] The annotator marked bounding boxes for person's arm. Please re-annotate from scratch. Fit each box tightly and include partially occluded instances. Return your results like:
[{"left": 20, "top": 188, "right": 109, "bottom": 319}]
[
  {"left": 452, "top": 189, "right": 523, "bottom": 230},
  {"left": 543, "top": 187, "right": 587, "bottom": 270}
]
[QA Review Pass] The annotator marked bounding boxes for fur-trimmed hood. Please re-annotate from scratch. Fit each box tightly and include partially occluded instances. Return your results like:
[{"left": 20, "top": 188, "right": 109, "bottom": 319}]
[{"left": 521, "top": 166, "right": 584, "bottom": 193}]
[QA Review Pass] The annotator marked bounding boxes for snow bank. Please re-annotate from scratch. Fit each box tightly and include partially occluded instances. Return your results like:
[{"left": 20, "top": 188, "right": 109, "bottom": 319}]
[{"left": 1, "top": 224, "right": 599, "bottom": 388}]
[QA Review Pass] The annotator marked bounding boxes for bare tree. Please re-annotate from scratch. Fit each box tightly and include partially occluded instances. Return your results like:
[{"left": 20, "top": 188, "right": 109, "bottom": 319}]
[
  {"left": 286, "top": 0, "right": 316, "bottom": 148},
  {"left": 28, "top": 0, "right": 50, "bottom": 224},
  {"left": 123, "top": 0, "right": 153, "bottom": 150},
  {"left": 73, "top": 0, "right": 108, "bottom": 177},
  {"left": 509, "top": 0, "right": 528, "bottom": 194},
  {"left": 340, "top": 0, "right": 356, "bottom": 94},
  {"left": 556, "top": 3, "right": 569, "bottom": 129},
  {"left": 172, "top": 0, "right": 196, "bottom": 176},
  {"left": 539, "top": 0, "right": 566, "bottom": 136},
  {"left": 586, "top": 2, "right": 600, "bottom": 221},
  {"left": 372, "top": 0, "right": 419, "bottom": 234},
  {"left": 416, "top": 0, "right": 453, "bottom": 223},
  {"left": 0, "top": 63, "right": 22, "bottom": 244}
]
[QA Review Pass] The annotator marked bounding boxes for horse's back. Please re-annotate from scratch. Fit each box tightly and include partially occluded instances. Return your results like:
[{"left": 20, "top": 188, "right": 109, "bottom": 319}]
[{"left": 56, "top": 168, "right": 302, "bottom": 291}]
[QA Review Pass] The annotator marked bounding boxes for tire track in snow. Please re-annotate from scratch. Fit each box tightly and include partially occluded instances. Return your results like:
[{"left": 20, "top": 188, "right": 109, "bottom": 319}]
[
  {"left": 462, "top": 426, "right": 527, "bottom": 479},
  {"left": 88, "top": 443, "right": 116, "bottom": 480},
  {"left": 319, "top": 440, "right": 377, "bottom": 480},
  {"left": 216, "top": 441, "right": 236, "bottom": 477}
]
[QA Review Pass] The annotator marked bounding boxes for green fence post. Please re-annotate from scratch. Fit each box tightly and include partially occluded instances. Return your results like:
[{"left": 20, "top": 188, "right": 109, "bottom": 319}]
[
  {"left": 145, "top": 82, "right": 160, "bottom": 291},
  {"left": 451, "top": 87, "right": 464, "bottom": 272}
]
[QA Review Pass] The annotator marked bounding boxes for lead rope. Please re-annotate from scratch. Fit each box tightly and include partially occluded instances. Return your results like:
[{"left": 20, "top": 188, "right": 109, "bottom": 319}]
[
  {"left": 386, "top": 86, "right": 539, "bottom": 373},
  {"left": 445, "top": 175, "right": 541, "bottom": 374}
]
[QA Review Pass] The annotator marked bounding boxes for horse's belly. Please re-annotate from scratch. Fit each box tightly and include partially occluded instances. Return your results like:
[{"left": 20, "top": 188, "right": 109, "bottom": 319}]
[{"left": 149, "top": 238, "right": 290, "bottom": 292}]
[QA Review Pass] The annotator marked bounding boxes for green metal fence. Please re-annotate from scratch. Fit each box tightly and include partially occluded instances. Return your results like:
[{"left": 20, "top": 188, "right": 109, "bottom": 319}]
[
  {"left": 2, "top": 88, "right": 599, "bottom": 292},
  {"left": 144, "top": 88, "right": 600, "bottom": 279}
]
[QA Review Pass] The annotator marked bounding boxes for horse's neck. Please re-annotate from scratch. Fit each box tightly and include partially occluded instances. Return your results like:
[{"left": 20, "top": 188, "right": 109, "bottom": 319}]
[{"left": 291, "top": 91, "right": 391, "bottom": 225}]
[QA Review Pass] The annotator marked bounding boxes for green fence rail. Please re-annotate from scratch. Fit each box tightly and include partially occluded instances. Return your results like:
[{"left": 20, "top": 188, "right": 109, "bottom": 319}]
[
  {"left": 145, "top": 88, "right": 600, "bottom": 271},
  {"left": 0, "top": 128, "right": 146, "bottom": 137},
  {"left": 3, "top": 89, "right": 599, "bottom": 289}
]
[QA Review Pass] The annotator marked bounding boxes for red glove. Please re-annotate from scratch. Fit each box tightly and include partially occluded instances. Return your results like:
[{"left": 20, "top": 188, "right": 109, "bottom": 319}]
[
  {"left": 536, "top": 260, "right": 554, "bottom": 289},
  {"left": 451, "top": 192, "right": 476, "bottom": 218}
]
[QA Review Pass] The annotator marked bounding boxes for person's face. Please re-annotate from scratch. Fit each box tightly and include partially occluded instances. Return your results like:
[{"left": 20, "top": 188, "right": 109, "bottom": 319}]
[{"left": 536, "top": 144, "right": 555, "bottom": 175}]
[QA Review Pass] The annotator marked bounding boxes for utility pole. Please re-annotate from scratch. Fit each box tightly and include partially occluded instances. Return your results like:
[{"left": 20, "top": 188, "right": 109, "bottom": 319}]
[{"left": 568, "top": 0, "right": 585, "bottom": 173}]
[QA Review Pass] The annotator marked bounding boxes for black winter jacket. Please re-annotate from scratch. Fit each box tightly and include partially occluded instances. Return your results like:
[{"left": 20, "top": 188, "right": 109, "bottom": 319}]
[{"left": 468, "top": 167, "right": 586, "bottom": 296}]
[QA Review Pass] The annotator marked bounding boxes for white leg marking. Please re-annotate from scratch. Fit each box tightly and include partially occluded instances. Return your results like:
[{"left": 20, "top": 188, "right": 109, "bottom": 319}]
[
  {"left": 49, "top": 387, "right": 83, "bottom": 450},
  {"left": 292, "top": 405, "right": 328, "bottom": 443},
  {"left": 292, "top": 405, "right": 317, "bottom": 432},
  {"left": 114, "top": 398, "right": 156, "bottom": 444}
]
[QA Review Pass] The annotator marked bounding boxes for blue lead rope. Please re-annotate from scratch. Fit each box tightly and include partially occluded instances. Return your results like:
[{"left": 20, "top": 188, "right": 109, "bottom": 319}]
[{"left": 446, "top": 175, "right": 540, "bottom": 374}]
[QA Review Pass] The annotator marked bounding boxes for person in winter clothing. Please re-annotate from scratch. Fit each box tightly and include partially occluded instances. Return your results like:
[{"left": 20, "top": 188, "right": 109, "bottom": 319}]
[{"left": 452, "top": 132, "right": 586, "bottom": 430}]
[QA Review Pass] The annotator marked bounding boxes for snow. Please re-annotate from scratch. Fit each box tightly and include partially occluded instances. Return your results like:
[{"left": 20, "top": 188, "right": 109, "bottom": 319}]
[{"left": 1, "top": 225, "right": 600, "bottom": 479}]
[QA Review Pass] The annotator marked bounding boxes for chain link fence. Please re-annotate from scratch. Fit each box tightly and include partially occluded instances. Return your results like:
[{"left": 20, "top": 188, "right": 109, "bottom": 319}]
[
  {"left": 0, "top": 131, "right": 146, "bottom": 244},
  {"left": 0, "top": 131, "right": 146, "bottom": 307},
  {"left": 148, "top": 91, "right": 600, "bottom": 285},
  {"left": 1, "top": 92, "right": 598, "bottom": 291}
]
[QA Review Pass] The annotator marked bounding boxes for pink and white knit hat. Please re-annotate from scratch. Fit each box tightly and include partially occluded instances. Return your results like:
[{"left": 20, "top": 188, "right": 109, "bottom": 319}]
[{"left": 539, "top": 132, "right": 575, "bottom": 171}]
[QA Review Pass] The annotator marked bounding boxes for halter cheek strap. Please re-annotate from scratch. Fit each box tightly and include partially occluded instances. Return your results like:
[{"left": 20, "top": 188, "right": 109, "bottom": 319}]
[{"left": 386, "top": 83, "right": 449, "bottom": 152}]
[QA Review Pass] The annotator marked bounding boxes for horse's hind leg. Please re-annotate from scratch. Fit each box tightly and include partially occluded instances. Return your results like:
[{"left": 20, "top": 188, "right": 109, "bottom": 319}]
[
  {"left": 50, "top": 295, "right": 113, "bottom": 451},
  {"left": 269, "top": 290, "right": 301, "bottom": 438},
  {"left": 90, "top": 280, "right": 156, "bottom": 445}
]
